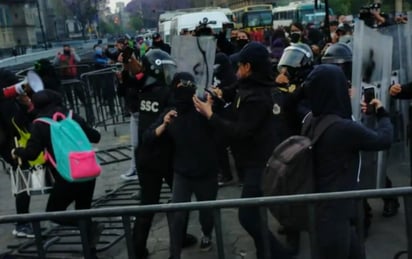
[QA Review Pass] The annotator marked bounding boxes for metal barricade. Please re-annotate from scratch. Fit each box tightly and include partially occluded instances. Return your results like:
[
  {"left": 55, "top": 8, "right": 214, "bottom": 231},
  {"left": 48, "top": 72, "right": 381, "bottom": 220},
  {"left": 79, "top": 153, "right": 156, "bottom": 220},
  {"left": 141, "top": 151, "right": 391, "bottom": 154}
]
[
  {"left": 0, "top": 187, "right": 411, "bottom": 259},
  {"left": 80, "top": 66, "right": 128, "bottom": 131}
]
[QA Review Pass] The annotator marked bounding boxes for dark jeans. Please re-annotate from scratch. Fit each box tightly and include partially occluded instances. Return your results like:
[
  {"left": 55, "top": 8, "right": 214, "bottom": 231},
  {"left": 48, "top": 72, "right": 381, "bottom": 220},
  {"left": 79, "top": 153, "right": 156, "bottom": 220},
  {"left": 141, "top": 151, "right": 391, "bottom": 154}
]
[
  {"left": 15, "top": 191, "right": 30, "bottom": 226},
  {"left": 170, "top": 173, "right": 218, "bottom": 259},
  {"left": 238, "top": 167, "right": 292, "bottom": 259},
  {"left": 132, "top": 169, "right": 173, "bottom": 257},
  {"left": 316, "top": 218, "right": 365, "bottom": 259}
]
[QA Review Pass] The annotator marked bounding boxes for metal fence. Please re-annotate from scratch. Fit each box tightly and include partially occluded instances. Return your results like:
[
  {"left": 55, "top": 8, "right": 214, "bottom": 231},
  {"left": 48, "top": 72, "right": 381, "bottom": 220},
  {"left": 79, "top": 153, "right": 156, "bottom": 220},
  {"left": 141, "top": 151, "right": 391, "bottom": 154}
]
[
  {"left": 15, "top": 63, "right": 129, "bottom": 133},
  {"left": 0, "top": 187, "right": 411, "bottom": 259}
]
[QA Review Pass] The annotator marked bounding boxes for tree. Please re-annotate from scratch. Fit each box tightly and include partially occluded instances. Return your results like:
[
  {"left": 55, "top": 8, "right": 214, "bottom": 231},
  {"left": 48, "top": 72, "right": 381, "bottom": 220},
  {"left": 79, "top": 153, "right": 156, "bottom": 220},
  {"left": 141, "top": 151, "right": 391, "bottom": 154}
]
[
  {"left": 99, "top": 19, "right": 121, "bottom": 35},
  {"left": 128, "top": 13, "right": 143, "bottom": 31}
]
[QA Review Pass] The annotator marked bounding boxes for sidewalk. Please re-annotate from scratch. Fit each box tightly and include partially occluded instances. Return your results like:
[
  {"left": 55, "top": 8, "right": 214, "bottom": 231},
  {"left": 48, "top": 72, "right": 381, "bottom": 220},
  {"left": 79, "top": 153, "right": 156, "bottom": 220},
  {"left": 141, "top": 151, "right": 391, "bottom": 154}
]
[{"left": 0, "top": 121, "right": 409, "bottom": 259}]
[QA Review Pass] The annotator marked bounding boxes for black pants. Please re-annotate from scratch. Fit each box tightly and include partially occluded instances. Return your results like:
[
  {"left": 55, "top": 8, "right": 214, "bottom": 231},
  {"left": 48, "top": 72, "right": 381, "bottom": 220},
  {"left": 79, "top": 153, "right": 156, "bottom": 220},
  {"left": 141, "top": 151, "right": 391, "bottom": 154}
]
[
  {"left": 46, "top": 176, "right": 96, "bottom": 226},
  {"left": 132, "top": 169, "right": 173, "bottom": 257},
  {"left": 238, "top": 167, "right": 292, "bottom": 259},
  {"left": 169, "top": 173, "right": 218, "bottom": 259},
  {"left": 217, "top": 145, "right": 232, "bottom": 180},
  {"left": 316, "top": 217, "right": 365, "bottom": 259}
]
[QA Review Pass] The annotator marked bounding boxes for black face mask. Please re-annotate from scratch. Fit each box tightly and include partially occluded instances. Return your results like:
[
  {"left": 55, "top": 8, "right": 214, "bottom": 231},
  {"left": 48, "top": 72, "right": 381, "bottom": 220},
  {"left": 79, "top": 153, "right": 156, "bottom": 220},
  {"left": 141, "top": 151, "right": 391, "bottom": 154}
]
[
  {"left": 173, "top": 86, "right": 195, "bottom": 113},
  {"left": 63, "top": 50, "right": 71, "bottom": 56},
  {"left": 290, "top": 32, "right": 301, "bottom": 43},
  {"left": 153, "top": 40, "right": 163, "bottom": 47},
  {"left": 236, "top": 39, "right": 249, "bottom": 49}
]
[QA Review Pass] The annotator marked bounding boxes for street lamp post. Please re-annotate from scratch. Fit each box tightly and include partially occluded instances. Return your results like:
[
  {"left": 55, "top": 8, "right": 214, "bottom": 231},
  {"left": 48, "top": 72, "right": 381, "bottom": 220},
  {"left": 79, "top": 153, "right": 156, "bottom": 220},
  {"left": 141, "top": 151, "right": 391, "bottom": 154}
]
[{"left": 35, "top": 0, "right": 47, "bottom": 50}]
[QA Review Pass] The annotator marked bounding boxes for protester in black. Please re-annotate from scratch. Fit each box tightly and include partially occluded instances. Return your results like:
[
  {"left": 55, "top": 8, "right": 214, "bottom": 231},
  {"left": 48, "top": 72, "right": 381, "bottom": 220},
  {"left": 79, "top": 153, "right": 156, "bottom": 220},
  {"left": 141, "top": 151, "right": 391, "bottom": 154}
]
[
  {"left": 12, "top": 89, "right": 102, "bottom": 257},
  {"left": 132, "top": 50, "right": 196, "bottom": 258},
  {"left": 148, "top": 72, "right": 219, "bottom": 258},
  {"left": 304, "top": 64, "right": 393, "bottom": 259}
]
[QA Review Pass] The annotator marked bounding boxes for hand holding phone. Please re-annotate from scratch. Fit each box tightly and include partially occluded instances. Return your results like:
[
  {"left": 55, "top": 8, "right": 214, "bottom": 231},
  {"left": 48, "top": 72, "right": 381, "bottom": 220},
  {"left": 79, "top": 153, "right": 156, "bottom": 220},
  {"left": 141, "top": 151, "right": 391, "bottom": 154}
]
[{"left": 363, "top": 86, "right": 375, "bottom": 114}]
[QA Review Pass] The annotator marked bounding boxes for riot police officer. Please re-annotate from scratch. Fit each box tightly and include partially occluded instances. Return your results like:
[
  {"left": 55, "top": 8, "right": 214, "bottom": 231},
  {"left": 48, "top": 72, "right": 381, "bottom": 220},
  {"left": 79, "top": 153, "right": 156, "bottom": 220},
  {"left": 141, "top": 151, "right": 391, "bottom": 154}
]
[
  {"left": 275, "top": 43, "right": 314, "bottom": 137},
  {"left": 273, "top": 43, "right": 314, "bottom": 254},
  {"left": 321, "top": 42, "right": 353, "bottom": 81}
]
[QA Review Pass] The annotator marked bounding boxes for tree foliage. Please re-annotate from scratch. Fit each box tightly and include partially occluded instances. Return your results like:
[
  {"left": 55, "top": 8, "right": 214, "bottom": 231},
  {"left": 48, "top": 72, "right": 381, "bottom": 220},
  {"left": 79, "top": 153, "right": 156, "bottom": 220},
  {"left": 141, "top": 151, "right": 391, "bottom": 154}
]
[
  {"left": 128, "top": 14, "right": 143, "bottom": 31},
  {"left": 100, "top": 19, "right": 122, "bottom": 34}
]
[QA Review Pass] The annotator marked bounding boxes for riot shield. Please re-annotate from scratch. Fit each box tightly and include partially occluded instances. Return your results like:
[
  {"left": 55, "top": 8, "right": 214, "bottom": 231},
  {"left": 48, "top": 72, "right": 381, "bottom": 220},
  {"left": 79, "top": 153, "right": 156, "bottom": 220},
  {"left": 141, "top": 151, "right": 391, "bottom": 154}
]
[
  {"left": 379, "top": 24, "right": 411, "bottom": 153},
  {"left": 352, "top": 20, "right": 393, "bottom": 189},
  {"left": 406, "top": 11, "right": 412, "bottom": 83},
  {"left": 352, "top": 20, "right": 393, "bottom": 121},
  {"left": 171, "top": 36, "right": 216, "bottom": 98}
]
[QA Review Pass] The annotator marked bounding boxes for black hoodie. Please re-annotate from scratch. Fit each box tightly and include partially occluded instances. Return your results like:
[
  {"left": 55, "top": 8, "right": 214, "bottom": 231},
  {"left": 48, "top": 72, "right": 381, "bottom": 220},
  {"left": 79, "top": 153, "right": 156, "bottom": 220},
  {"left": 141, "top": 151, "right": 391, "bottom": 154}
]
[{"left": 305, "top": 64, "right": 393, "bottom": 219}]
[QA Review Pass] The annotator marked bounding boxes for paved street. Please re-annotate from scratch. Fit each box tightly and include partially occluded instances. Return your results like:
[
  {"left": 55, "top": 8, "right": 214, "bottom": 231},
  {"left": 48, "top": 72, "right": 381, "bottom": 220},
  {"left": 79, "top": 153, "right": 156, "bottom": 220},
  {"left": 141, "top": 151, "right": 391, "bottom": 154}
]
[{"left": 0, "top": 120, "right": 410, "bottom": 259}]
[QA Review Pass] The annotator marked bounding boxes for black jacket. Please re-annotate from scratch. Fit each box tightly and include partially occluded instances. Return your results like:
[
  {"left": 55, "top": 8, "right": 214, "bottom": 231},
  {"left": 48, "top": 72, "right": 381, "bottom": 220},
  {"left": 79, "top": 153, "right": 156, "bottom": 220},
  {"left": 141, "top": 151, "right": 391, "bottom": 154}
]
[
  {"left": 305, "top": 64, "right": 393, "bottom": 219},
  {"left": 209, "top": 76, "right": 280, "bottom": 169},
  {"left": 167, "top": 109, "right": 218, "bottom": 179},
  {"left": 136, "top": 82, "right": 174, "bottom": 173}
]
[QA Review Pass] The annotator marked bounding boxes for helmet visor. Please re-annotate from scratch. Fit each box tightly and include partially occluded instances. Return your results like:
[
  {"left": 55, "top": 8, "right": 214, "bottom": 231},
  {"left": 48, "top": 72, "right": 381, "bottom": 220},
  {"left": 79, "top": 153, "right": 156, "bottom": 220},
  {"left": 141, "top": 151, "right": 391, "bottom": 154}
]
[
  {"left": 278, "top": 45, "right": 312, "bottom": 70},
  {"left": 163, "top": 64, "right": 177, "bottom": 86},
  {"left": 277, "top": 49, "right": 307, "bottom": 71}
]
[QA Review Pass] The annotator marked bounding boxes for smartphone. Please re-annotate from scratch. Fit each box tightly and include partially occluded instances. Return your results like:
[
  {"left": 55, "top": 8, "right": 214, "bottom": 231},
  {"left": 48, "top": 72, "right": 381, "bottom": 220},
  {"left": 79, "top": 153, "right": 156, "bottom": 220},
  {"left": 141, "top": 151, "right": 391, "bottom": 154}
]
[
  {"left": 122, "top": 47, "right": 134, "bottom": 63},
  {"left": 363, "top": 86, "right": 375, "bottom": 114}
]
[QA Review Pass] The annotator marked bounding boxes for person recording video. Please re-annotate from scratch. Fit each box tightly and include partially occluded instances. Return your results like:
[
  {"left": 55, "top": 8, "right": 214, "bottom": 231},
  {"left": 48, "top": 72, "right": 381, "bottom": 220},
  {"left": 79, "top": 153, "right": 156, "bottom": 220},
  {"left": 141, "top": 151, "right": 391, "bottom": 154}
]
[{"left": 359, "top": 2, "right": 392, "bottom": 28}]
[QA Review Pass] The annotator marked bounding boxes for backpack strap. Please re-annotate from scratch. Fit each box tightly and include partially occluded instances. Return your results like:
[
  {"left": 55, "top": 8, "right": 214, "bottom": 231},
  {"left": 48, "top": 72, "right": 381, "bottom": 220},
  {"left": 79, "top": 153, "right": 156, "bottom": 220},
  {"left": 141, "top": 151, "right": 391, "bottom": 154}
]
[
  {"left": 302, "top": 112, "right": 341, "bottom": 145},
  {"left": 52, "top": 112, "right": 66, "bottom": 121},
  {"left": 311, "top": 115, "right": 341, "bottom": 145},
  {"left": 32, "top": 117, "right": 57, "bottom": 168}
]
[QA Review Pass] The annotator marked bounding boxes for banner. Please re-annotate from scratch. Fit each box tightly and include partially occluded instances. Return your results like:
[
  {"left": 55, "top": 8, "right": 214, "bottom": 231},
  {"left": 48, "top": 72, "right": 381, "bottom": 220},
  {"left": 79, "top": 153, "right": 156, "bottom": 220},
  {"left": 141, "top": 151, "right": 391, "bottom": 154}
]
[{"left": 171, "top": 36, "right": 216, "bottom": 98}]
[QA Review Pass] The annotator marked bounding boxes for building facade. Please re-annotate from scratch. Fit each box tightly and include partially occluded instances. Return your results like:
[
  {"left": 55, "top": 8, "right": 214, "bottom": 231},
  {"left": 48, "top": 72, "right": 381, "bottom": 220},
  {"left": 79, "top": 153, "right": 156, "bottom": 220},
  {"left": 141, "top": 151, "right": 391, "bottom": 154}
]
[{"left": 0, "top": 4, "right": 14, "bottom": 49}]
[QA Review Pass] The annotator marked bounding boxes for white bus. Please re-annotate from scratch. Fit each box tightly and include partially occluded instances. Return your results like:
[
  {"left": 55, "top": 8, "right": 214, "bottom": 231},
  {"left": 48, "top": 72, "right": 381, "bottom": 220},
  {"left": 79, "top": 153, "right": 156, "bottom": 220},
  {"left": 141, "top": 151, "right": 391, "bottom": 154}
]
[
  {"left": 272, "top": 1, "right": 334, "bottom": 28},
  {"left": 169, "top": 11, "right": 230, "bottom": 38}
]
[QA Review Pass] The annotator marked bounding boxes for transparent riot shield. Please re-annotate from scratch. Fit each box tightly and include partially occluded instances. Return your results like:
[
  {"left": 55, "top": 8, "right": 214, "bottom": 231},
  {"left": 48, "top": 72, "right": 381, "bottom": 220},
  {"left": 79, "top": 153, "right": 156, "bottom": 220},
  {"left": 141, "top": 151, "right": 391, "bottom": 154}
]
[
  {"left": 352, "top": 20, "right": 393, "bottom": 189},
  {"left": 406, "top": 11, "right": 412, "bottom": 83},
  {"left": 352, "top": 20, "right": 393, "bottom": 121},
  {"left": 171, "top": 36, "right": 216, "bottom": 98},
  {"left": 379, "top": 24, "right": 411, "bottom": 157}
]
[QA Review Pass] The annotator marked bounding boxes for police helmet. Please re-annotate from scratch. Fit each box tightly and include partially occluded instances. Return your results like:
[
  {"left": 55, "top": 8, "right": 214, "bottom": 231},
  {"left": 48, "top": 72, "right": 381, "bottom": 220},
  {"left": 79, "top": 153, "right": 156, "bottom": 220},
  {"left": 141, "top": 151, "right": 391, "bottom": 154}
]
[
  {"left": 277, "top": 43, "right": 313, "bottom": 71},
  {"left": 142, "top": 49, "right": 177, "bottom": 86},
  {"left": 321, "top": 43, "right": 352, "bottom": 64}
]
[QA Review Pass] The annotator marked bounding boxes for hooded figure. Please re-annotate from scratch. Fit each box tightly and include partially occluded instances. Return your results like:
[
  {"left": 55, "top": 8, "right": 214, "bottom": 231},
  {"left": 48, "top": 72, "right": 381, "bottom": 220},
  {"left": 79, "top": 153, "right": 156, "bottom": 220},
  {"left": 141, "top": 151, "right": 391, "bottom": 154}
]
[
  {"left": 305, "top": 64, "right": 352, "bottom": 119},
  {"left": 303, "top": 64, "right": 393, "bottom": 259}
]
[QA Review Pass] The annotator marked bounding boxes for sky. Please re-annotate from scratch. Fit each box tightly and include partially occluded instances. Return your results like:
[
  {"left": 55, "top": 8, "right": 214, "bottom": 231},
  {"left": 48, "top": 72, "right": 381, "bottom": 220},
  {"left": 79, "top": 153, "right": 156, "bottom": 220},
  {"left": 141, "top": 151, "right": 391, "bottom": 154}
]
[{"left": 109, "top": 0, "right": 131, "bottom": 12}]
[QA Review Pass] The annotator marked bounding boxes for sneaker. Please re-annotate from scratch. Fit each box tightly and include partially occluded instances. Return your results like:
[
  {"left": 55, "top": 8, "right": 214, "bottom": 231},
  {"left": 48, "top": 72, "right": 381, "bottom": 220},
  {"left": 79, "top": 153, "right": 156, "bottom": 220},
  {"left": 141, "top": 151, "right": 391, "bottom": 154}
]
[
  {"left": 12, "top": 223, "right": 35, "bottom": 238},
  {"left": 199, "top": 235, "right": 212, "bottom": 252},
  {"left": 218, "top": 176, "right": 234, "bottom": 187},
  {"left": 121, "top": 169, "right": 138, "bottom": 181}
]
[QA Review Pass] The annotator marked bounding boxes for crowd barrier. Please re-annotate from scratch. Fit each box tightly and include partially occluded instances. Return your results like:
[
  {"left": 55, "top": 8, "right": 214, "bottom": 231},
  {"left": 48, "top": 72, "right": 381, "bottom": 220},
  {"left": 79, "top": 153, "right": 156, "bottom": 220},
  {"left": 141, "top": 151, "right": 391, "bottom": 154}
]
[{"left": 0, "top": 187, "right": 411, "bottom": 259}]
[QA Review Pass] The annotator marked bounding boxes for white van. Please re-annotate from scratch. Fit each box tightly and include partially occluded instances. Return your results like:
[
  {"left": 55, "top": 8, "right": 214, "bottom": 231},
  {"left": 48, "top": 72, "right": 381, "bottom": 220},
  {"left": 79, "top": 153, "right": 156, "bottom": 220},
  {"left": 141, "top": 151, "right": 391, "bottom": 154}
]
[
  {"left": 170, "top": 11, "right": 230, "bottom": 38},
  {"left": 159, "top": 20, "right": 172, "bottom": 44}
]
